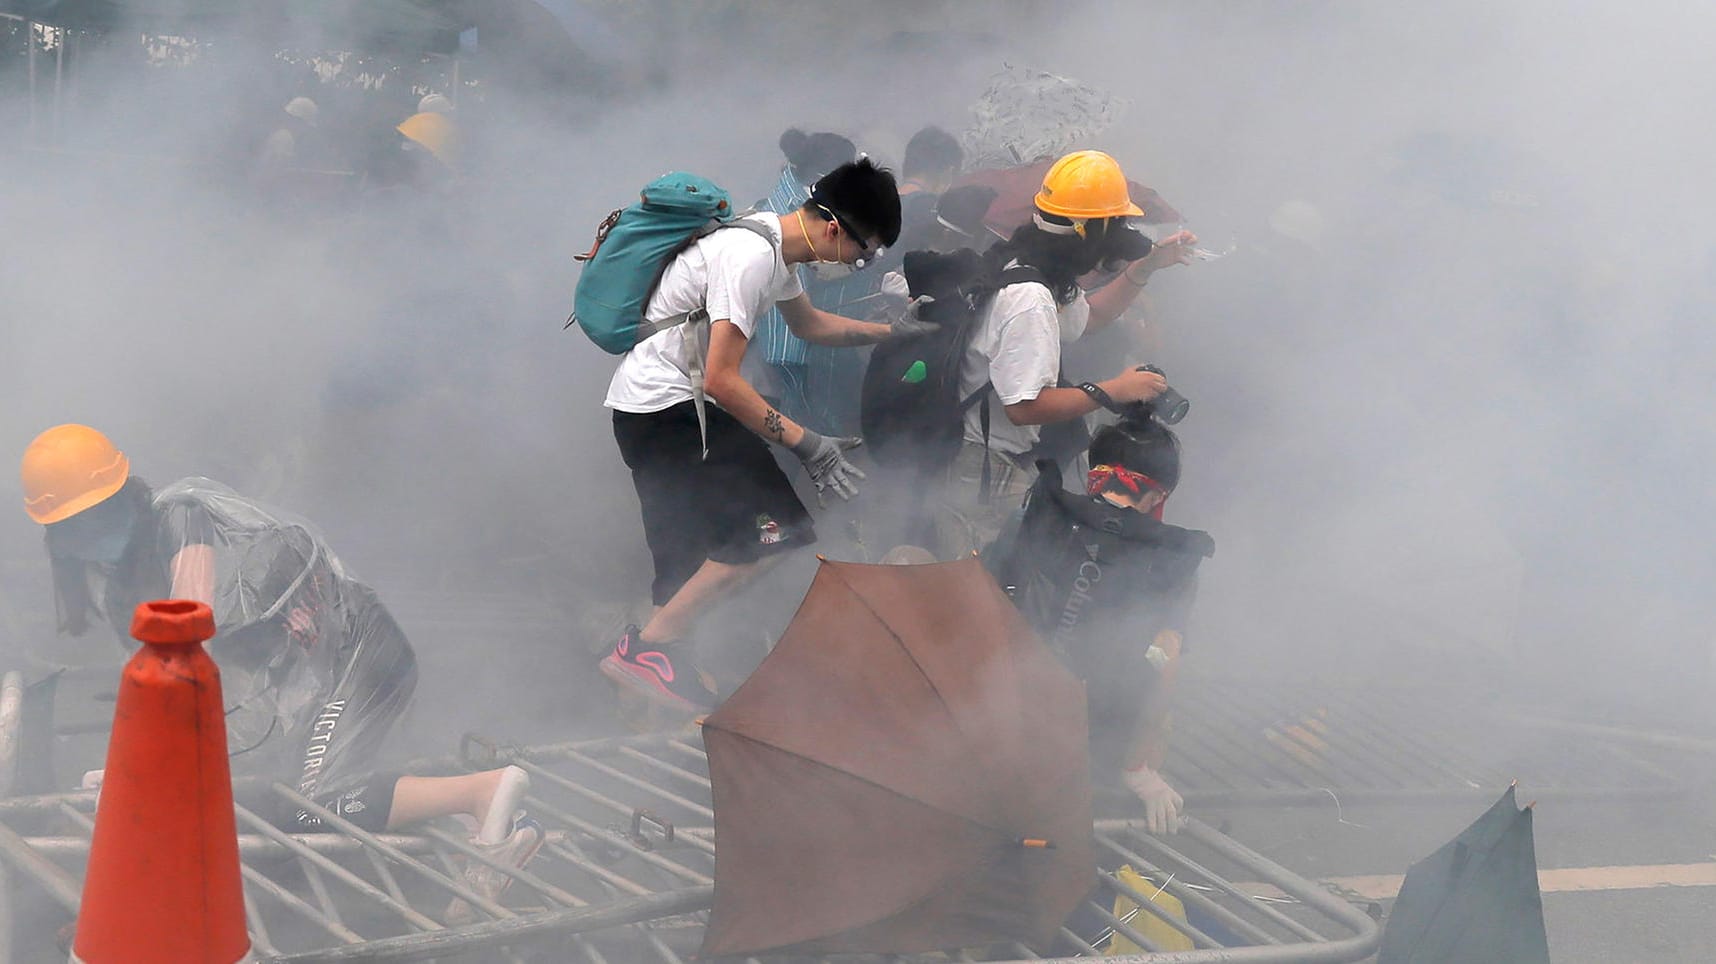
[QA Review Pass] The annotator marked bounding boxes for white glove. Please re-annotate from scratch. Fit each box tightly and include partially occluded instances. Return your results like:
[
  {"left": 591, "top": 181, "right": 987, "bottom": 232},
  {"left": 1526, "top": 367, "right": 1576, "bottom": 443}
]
[
  {"left": 790, "top": 430, "right": 867, "bottom": 502},
  {"left": 1122, "top": 765, "right": 1183, "bottom": 835},
  {"left": 878, "top": 270, "right": 910, "bottom": 300}
]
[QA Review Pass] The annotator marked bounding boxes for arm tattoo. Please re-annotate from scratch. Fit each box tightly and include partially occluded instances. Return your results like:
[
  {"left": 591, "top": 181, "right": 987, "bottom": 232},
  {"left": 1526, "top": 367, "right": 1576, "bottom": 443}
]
[{"left": 763, "top": 408, "right": 784, "bottom": 441}]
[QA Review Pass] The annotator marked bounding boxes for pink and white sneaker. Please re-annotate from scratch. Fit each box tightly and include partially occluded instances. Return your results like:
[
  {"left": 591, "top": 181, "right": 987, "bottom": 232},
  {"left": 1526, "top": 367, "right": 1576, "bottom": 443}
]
[{"left": 599, "top": 625, "right": 713, "bottom": 714}]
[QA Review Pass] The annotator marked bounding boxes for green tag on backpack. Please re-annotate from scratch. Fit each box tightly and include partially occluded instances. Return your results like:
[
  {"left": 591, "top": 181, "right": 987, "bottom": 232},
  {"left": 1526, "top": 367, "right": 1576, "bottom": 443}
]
[{"left": 901, "top": 360, "right": 928, "bottom": 384}]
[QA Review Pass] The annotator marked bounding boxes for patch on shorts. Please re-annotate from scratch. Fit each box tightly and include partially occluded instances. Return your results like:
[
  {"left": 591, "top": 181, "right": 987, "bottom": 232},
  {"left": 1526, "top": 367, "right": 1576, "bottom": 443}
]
[{"left": 756, "top": 513, "right": 787, "bottom": 545}]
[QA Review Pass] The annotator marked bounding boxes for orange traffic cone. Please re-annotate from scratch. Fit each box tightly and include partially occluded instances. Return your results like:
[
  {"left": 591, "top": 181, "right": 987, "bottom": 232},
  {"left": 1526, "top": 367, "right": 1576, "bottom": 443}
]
[{"left": 71, "top": 600, "right": 251, "bottom": 963}]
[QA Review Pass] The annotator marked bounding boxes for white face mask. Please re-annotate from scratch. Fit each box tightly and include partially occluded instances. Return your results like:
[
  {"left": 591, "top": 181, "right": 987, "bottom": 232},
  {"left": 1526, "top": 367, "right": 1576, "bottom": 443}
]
[
  {"left": 808, "top": 260, "right": 855, "bottom": 281},
  {"left": 796, "top": 206, "right": 876, "bottom": 283}
]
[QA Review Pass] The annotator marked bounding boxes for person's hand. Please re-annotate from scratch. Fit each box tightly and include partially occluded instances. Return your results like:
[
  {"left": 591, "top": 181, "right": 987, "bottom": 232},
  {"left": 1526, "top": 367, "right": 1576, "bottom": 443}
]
[
  {"left": 886, "top": 296, "right": 941, "bottom": 339},
  {"left": 285, "top": 606, "right": 318, "bottom": 646},
  {"left": 1122, "top": 765, "right": 1184, "bottom": 835},
  {"left": 1130, "top": 230, "right": 1198, "bottom": 280},
  {"left": 878, "top": 270, "right": 910, "bottom": 301},
  {"left": 790, "top": 430, "right": 867, "bottom": 502},
  {"left": 865, "top": 270, "right": 912, "bottom": 324},
  {"left": 1104, "top": 366, "right": 1168, "bottom": 404}
]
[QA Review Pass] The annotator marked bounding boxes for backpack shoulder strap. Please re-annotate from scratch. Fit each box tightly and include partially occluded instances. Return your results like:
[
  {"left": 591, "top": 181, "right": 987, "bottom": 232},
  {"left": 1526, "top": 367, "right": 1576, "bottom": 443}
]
[
  {"left": 967, "top": 265, "right": 1048, "bottom": 502},
  {"left": 717, "top": 215, "right": 777, "bottom": 246},
  {"left": 651, "top": 215, "right": 784, "bottom": 461},
  {"left": 997, "top": 264, "right": 1047, "bottom": 288},
  {"left": 631, "top": 217, "right": 781, "bottom": 343}
]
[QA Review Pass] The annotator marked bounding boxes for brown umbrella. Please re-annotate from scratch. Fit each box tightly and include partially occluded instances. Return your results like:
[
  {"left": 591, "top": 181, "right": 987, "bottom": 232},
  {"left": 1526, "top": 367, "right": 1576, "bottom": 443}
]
[{"left": 699, "top": 558, "right": 1095, "bottom": 957}]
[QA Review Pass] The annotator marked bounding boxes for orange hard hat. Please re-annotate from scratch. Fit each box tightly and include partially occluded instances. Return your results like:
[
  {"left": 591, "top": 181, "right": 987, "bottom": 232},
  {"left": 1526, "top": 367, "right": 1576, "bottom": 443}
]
[
  {"left": 1034, "top": 150, "right": 1144, "bottom": 220},
  {"left": 397, "top": 111, "right": 459, "bottom": 168},
  {"left": 21, "top": 424, "right": 130, "bottom": 525}
]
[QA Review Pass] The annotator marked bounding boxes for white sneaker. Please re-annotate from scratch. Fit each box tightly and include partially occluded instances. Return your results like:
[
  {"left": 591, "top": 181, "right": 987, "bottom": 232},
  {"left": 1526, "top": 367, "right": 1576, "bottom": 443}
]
[
  {"left": 444, "top": 812, "right": 545, "bottom": 924},
  {"left": 478, "top": 766, "right": 530, "bottom": 843}
]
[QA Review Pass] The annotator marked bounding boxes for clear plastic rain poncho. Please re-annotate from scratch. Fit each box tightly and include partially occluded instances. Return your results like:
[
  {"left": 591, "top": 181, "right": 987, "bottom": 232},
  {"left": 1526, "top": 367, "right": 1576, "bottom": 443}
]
[
  {"left": 961, "top": 64, "right": 1131, "bottom": 170},
  {"left": 123, "top": 479, "right": 416, "bottom": 775}
]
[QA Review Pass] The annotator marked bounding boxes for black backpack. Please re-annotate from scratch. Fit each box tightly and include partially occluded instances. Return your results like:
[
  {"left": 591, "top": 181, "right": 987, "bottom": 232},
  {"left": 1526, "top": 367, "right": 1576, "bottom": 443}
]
[
  {"left": 986, "top": 461, "right": 1215, "bottom": 657},
  {"left": 860, "top": 249, "right": 1044, "bottom": 470}
]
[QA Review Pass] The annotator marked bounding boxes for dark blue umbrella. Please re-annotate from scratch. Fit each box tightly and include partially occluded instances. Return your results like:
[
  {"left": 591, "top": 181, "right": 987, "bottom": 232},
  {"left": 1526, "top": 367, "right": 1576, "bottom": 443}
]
[{"left": 1378, "top": 784, "right": 1550, "bottom": 963}]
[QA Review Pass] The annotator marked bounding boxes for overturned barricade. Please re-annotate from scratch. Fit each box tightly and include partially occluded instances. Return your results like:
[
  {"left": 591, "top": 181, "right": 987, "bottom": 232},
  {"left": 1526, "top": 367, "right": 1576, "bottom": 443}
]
[{"left": 0, "top": 724, "right": 1380, "bottom": 963}]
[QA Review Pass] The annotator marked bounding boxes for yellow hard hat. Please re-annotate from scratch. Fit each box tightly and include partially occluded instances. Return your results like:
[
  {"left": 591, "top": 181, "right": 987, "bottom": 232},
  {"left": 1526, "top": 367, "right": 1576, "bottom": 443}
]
[
  {"left": 1034, "top": 150, "right": 1143, "bottom": 220},
  {"left": 21, "top": 424, "right": 130, "bottom": 525},
  {"left": 397, "top": 111, "right": 459, "bottom": 168}
]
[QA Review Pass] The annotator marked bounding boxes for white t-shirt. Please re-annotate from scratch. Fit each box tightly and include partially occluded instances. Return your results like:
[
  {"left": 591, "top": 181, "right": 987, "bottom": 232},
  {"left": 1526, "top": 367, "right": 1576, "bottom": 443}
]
[
  {"left": 959, "top": 282, "right": 1090, "bottom": 455},
  {"left": 604, "top": 213, "right": 804, "bottom": 413}
]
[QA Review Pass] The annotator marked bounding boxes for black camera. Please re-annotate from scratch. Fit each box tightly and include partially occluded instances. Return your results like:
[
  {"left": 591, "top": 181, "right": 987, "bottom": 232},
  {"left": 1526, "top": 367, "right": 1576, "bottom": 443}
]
[{"left": 1123, "top": 364, "right": 1190, "bottom": 425}]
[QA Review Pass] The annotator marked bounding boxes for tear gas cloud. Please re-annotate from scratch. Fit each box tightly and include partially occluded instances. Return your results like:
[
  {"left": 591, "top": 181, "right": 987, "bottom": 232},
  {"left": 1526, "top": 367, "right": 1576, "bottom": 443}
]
[{"left": 1, "top": 0, "right": 1712, "bottom": 762}]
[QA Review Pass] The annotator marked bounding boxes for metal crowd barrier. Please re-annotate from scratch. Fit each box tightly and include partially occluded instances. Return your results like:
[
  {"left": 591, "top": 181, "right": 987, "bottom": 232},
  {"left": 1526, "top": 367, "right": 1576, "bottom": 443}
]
[{"left": 0, "top": 726, "right": 1380, "bottom": 962}]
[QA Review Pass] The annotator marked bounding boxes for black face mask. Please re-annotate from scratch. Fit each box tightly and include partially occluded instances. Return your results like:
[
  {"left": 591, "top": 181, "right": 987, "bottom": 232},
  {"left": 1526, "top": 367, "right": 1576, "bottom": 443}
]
[
  {"left": 48, "top": 491, "right": 138, "bottom": 566},
  {"left": 1093, "top": 224, "right": 1154, "bottom": 274}
]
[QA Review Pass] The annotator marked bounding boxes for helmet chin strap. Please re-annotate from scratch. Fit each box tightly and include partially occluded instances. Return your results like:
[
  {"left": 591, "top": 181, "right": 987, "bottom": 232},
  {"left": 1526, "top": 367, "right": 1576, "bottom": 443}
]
[{"left": 1033, "top": 211, "right": 1087, "bottom": 237}]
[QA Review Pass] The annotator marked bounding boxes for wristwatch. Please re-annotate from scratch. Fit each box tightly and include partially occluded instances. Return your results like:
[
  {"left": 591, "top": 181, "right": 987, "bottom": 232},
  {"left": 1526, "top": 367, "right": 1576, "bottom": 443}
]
[{"left": 1078, "top": 382, "right": 1116, "bottom": 410}]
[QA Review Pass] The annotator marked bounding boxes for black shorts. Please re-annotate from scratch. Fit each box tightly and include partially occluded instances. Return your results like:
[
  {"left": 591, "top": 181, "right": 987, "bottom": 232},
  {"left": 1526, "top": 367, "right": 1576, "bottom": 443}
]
[{"left": 614, "top": 401, "right": 815, "bottom": 605}]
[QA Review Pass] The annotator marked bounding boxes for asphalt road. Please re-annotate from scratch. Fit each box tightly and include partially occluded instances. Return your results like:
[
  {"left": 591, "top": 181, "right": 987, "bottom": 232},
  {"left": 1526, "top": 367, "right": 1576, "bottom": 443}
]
[{"left": 1211, "top": 784, "right": 1716, "bottom": 963}]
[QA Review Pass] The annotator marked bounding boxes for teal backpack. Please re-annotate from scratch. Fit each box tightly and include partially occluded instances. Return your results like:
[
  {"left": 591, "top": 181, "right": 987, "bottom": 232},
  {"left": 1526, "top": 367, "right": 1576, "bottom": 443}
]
[{"left": 568, "top": 172, "right": 774, "bottom": 354}]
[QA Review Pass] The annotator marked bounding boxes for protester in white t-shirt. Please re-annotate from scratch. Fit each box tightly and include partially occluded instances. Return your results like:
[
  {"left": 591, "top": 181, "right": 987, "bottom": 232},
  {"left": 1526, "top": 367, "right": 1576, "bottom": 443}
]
[
  {"left": 935, "top": 151, "right": 1197, "bottom": 558},
  {"left": 601, "top": 159, "right": 915, "bottom": 718}
]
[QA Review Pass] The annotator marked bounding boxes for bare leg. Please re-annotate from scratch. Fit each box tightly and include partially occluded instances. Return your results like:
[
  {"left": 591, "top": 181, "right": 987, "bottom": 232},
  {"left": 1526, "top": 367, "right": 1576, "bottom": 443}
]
[
  {"left": 640, "top": 555, "right": 783, "bottom": 644},
  {"left": 383, "top": 767, "right": 527, "bottom": 841}
]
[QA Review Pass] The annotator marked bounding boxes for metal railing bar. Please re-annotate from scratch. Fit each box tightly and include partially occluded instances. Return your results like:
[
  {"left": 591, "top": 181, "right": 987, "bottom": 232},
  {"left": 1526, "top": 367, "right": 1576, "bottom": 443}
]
[
  {"left": 1094, "top": 872, "right": 1224, "bottom": 949},
  {"left": 642, "top": 925, "right": 684, "bottom": 964},
  {"left": 1055, "top": 923, "right": 1105, "bottom": 956},
  {"left": 232, "top": 803, "right": 445, "bottom": 933},
  {"left": 520, "top": 793, "right": 713, "bottom": 884},
  {"left": 1079, "top": 899, "right": 1168, "bottom": 955},
  {"left": 0, "top": 817, "right": 81, "bottom": 910},
  {"left": 49, "top": 802, "right": 298, "bottom": 953},
  {"left": 1091, "top": 833, "right": 1282, "bottom": 947},
  {"left": 238, "top": 885, "right": 282, "bottom": 958},
  {"left": 552, "top": 749, "right": 716, "bottom": 822},
  {"left": 268, "top": 784, "right": 519, "bottom": 923},
  {"left": 237, "top": 863, "right": 360, "bottom": 947},
  {"left": 0, "top": 788, "right": 95, "bottom": 815},
  {"left": 1177, "top": 819, "right": 1379, "bottom": 944},
  {"left": 579, "top": 933, "right": 613, "bottom": 964},
  {"left": 15, "top": 831, "right": 439, "bottom": 859},
  {"left": 262, "top": 885, "right": 714, "bottom": 962},
  {"left": 516, "top": 761, "right": 663, "bottom": 826},
  {"left": 1117, "top": 830, "right": 1325, "bottom": 943},
  {"left": 665, "top": 738, "right": 710, "bottom": 766},
  {"left": 297, "top": 857, "right": 347, "bottom": 930},
  {"left": 617, "top": 745, "right": 714, "bottom": 791},
  {"left": 362, "top": 844, "right": 412, "bottom": 907},
  {"left": 420, "top": 825, "right": 590, "bottom": 909},
  {"left": 541, "top": 839, "right": 655, "bottom": 897}
]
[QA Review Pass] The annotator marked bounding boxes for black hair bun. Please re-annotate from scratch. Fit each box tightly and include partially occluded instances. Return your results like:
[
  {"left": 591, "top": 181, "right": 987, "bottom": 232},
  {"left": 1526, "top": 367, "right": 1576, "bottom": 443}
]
[{"left": 780, "top": 128, "right": 856, "bottom": 182}]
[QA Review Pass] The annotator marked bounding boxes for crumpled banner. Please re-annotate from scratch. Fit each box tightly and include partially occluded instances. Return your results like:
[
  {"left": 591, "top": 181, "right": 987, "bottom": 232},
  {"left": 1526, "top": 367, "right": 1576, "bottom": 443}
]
[{"left": 962, "top": 63, "right": 1131, "bottom": 170}]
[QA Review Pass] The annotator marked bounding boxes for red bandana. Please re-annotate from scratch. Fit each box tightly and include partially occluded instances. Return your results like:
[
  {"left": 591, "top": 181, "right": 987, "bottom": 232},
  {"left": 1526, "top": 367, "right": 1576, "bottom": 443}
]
[{"left": 1087, "top": 464, "right": 1168, "bottom": 520}]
